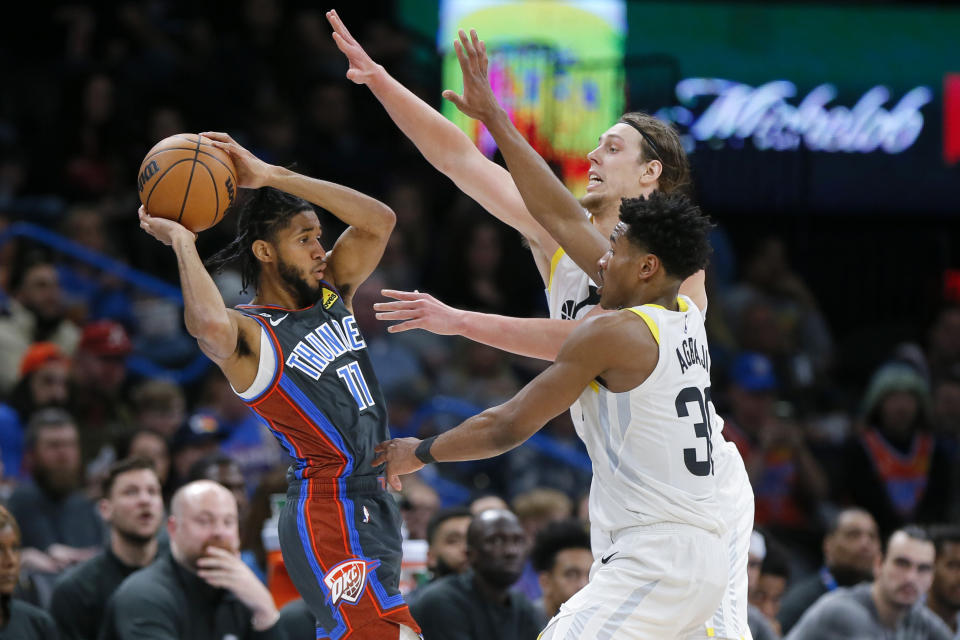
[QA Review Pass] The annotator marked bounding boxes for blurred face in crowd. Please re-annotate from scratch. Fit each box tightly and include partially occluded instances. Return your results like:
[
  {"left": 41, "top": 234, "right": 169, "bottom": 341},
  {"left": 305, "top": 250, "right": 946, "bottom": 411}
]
[
  {"left": 750, "top": 572, "right": 787, "bottom": 622},
  {"left": 17, "top": 264, "right": 63, "bottom": 322},
  {"left": 128, "top": 431, "right": 170, "bottom": 485},
  {"left": 930, "top": 541, "right": 960, "bottom": 614},
  {"left": 824, "top": 509, "right": 881, "bottom": 577},
  {"left": 74, "top": 350, "right": 127, "bottom": 396},
  {"left": 539, "top": 547, "right": 593, "bottom": 616},
  {"left": 748, "top": 552, "right": 763, "bottom": 587},
  {"left": 874, "top": 532, "right": 935, "bottom": 611},
  {"left": 401, "top": 484, "right": 439, "bottom": 541},
  {"left": 428, "top": 515, "right": 471, "bottom": 576},
  {"left": 468, "top": 510, "right": 527, "bottom": 589},
  {"left": 730, "top": 386, "right": 776, "bottom": 433},
  {"left": 169, "top": 482, "right": 239, "bottom": 572},
  {"left": 29, "top": 359, "right": 70, "bottom": 407},
  {"left": 31, "top": 423, "right": 81, "bottom": 497},
  {"left": 101, "top": 468, "right": 164, "bottom": 544},
  {"left": 878, "top": 391, "right": 920, "bottom": 438},
  {"left": 933, "top": 380, "right": 960, "bottom": 435},
  {"left": 0, "top": 524, "right": 21, "bottom": 596},
  {"left": 201, "top": 461, "right": 248, "bottom": 522}
]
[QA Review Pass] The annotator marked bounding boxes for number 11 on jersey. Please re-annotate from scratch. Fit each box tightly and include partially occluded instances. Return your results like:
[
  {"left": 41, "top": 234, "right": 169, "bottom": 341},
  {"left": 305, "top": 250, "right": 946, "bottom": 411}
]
[{"left": 337, "top": 362, "right": 375, "bottom": 411}]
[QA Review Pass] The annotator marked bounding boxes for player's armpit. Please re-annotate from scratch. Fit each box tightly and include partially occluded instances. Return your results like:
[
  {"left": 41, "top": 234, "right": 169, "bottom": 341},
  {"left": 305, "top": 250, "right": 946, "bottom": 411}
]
[{"left": 199, "top": 310, "right": 261, "bottom": 391}]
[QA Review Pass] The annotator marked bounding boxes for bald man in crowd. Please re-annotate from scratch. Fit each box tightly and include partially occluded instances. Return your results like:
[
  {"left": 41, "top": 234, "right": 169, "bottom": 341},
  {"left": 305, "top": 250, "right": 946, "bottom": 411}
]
[{"left": 100, "top": 480, "right": 282, "bottom": 639}]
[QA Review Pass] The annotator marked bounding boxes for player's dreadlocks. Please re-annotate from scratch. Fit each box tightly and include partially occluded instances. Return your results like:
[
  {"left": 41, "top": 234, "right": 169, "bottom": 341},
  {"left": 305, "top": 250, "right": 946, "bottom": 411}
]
[
  {"left": 205, "top": 187, "right": 314, "bottom": 293},
  {"left": 618, "top": 191, "right": 714, "bottom": 280}
]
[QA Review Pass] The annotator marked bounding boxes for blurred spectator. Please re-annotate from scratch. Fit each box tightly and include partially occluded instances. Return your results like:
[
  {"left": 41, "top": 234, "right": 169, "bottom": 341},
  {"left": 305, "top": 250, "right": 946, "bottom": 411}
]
[
  {"left": 0, "top": 342, "right": 71, "bottom": 479},
  {"left": 119, "top": 429, "right": 171, "bottom": 503},
  {"left": 49, "top": 457, "right": 164, "bottom": 640},
  {"left": 277, "top": 596, "right": 314, "bottom": 640},
  {"left": 9, "top": 409, "right": 103, "bottom": 574},
  {"left": 0, "top": 255, "right": 80, "bottom": 393},
  {"left": 726, "top": 236, "right": 834, "bottom": 395},
  {"left": 785, "top": 526, "right": 951, "bottom": 639},
  {"left": 722, "top": 352, "right": 828, "bottom": 558},
  {"left": 68, "top": 320, "right": 134, "bottom": 472},
  {"left": 425, "top": 507, "right": 472, "bottom": 581},
  {"left": 748, "top": 530, "right": 782, "bottom": 640},
  {"left": 529, "top": 519, "right": 591, "bottom": 624},
  {"left": 927, "top": 525, "right": 960, "bottom": 635},
  {"left": 101, "top": 480, "right": 281, "bottom": 639},
  {"left": 0, "top": 505, "right": 58, "bottom": 639},
  {"left": 927, "top": 308, "right": 960, "bottom": 382},
  {"left": 510, "top": 488, "right": 574, "bottom": 602},
  {"left": 750, "top": 543, "right": 790, "bottom": 637},
  {"left": 842, "top": 362, "right": 954, "bottom": 534},
  {"left": 168, "top": 411, "right": 229, "bottom": 494},
  {"left": 197, "top": 370, "right": 283, "bottom": 495},
  {"left": 470, "top": 494, "right": 509, "bottom": 515},
  {"left": 399, "top": 480, "right": 440, "bottom": 541},
  {"left": 411, "top": 509, "right": 541, "bottom": 640},
  {"left": 778, "top": 507, "right": 881, "bottom": 634},
  {"left": 932, "top": 368, "right": 960, "bottom": 438},
  {"left": 187, "top": 453, "right": 260, "bottom": 581},
  {"left": 130, "top": 379, "right": 186, "bottom": 440},
  {"left": 56, "top": 204, "right": 135, "bottom": 327}
]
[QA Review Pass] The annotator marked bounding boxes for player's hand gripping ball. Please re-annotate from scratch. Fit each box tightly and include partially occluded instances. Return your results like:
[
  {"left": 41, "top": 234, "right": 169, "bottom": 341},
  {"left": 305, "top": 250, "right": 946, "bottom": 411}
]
[{"left": 136, "top": 133, "right": 238, "bottom": 232}]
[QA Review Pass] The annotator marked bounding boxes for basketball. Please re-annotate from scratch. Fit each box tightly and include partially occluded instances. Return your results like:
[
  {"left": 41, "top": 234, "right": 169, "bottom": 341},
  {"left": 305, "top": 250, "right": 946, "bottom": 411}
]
[{"left": 136, "top": 133, "right": 238, "bottom": 232}]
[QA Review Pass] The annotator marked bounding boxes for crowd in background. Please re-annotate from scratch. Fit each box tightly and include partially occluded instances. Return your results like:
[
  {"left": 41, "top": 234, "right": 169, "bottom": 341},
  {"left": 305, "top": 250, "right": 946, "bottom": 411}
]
[{"left": 0, "top": 1, "right": 958, "bottom": 638}]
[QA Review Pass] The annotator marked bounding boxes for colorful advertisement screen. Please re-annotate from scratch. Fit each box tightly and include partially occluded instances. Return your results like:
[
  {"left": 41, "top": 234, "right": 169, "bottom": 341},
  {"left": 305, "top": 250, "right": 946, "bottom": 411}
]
[{"left": 438, "top": 0, "right": 627, "bottom": 195}]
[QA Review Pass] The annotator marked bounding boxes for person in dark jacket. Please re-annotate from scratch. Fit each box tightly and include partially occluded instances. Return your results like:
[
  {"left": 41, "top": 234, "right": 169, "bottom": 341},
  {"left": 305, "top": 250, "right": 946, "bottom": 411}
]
[
  {"left": 411, "top": 509, "right": 542, "bottom": 639},
  {"left": 100, "top": 480, "right": 282, "bottom": 639},
  {"left": 0, "top": 504, "right": 58, "bottom": 639},
  {"left": 50, "top": 457, "right": 165, "bottom": 640}
]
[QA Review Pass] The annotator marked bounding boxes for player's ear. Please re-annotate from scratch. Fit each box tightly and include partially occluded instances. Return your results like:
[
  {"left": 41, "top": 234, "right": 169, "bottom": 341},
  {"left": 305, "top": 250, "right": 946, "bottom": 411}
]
[
  {"left": 641, "top": 159, "right": 663, "bottom": 184},
  {"left": 637, "top": 253, "right": 659, "bottom": 281},
  {"left": 252, "top": 239, "right": 274, "bottom": 263}
]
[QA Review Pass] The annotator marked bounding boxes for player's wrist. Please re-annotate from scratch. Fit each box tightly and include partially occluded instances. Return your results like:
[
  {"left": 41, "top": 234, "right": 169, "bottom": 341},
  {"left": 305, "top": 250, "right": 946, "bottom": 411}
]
[{"left": 414, "top": 436, "right": 438, "bottom": 464}]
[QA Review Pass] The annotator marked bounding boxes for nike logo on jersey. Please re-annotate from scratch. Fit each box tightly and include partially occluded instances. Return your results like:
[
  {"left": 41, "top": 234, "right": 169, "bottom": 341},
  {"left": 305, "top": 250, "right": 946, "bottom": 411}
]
[
  {"left": 269, "top": 314, "right": 289, "bottom": 326},
  {"left": 601, "top": 552, "right": 618, "bottom": 565}
]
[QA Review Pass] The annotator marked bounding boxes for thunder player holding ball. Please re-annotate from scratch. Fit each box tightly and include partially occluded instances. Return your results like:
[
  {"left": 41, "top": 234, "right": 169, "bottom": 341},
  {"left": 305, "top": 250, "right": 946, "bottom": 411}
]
[
  {"left": 137, "top": 132, "right": 420, "bottom": 640},
  {"left": 330, "top": 12, "right": 753, "bottom": 640}
]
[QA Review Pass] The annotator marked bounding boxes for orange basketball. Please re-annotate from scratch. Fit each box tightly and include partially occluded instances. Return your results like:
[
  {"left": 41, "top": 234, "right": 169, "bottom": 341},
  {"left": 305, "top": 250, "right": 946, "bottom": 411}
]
[{"left": 136, "top": 133, "right": 238, "bottom": 232}]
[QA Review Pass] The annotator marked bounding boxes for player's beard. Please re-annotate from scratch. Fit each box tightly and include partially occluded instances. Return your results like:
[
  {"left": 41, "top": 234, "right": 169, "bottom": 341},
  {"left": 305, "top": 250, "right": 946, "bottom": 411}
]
[{"left": 277, "top": 255, "right": 321, "bottom": 308}]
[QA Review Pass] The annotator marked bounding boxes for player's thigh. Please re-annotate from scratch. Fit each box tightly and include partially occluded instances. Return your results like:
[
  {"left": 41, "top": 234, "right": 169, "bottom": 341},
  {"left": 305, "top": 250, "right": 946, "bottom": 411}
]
[{"left": 541, "top": 526, "right": 727, "bottom": 640}]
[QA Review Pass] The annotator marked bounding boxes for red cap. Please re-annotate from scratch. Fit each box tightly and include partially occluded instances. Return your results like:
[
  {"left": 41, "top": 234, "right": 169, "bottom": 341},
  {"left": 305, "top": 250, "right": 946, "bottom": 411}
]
[
  {"left": 19, "top": 342, "right": 69, "bottom": 377},
  {"left": 79, "top": 320, "right": 132, "bottom": 356}
]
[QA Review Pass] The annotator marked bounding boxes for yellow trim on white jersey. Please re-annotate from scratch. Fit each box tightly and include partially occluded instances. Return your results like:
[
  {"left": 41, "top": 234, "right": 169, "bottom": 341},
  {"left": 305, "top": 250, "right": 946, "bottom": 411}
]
[
  {"left": 547, "top": 247, "right": 565, "bottom": 293},
  {"left": 626, "top": 308, "right": 660, "bottom": 345},
  {"left": 645, "top": 297, "right": 689, "bottom": 313},
  {"left": 588, "top": 380, "right": 600, "bottom": 393}
]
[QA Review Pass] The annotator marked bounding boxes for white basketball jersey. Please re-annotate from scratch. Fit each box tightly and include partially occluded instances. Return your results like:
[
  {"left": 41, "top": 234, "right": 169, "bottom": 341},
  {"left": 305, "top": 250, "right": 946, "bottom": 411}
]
[
  {"left": 578, "top": 296, "right": 725, "bottom": 536},
  {"left": 546, "top": 247, "right": 599, "bottom": 322}
]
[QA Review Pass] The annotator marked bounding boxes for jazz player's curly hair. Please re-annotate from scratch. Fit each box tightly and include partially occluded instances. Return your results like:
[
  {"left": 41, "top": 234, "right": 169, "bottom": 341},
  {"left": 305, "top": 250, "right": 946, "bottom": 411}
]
[
  {"left": 618, "top": 191, "right": 714, "bottom": 280},
  {"left": 206, "top": 187, "right": 314, "bottom": 293}
]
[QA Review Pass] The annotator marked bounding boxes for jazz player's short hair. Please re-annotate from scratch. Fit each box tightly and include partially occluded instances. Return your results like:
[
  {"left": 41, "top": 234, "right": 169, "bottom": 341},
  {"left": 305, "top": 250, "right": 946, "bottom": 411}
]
[
  {"left": 618, "top": 191, "right": 714, "bottom": 281},
  {"left": 206, "top": 186, "right": 315, "bottom": 293}
]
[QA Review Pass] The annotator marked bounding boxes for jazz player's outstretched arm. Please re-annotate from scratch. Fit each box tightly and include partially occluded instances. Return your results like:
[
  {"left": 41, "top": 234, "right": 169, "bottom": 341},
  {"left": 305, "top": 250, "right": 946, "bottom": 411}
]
[
  {"left": 373, "top": 311, "right": 658, "bottom": 490},
  {"left": 202, "top": 131, "right": 395, "bottom": 309},
  {"left": 325, "top": 9, "right": 558, "bottom": 282}
]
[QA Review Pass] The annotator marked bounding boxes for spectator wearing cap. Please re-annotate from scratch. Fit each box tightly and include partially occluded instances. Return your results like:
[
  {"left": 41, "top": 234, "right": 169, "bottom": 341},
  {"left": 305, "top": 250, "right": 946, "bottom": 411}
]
[
  {"left": 168, "top": 411, "right": 229, "bottom": 495},
  {"left": 841, "top": 361, "right": 955, "bottom": 535},
  {"left": 8, "top": 409, "right": 104, "bottom": 606},
  {"left": 68, "top": 320, "right": 134, "bottom": 472},
  {"left": 0, "top": 255, "right": 80, "bottom": 394},
  {"left": 0, "top": 342, "right": 71, "bottom": 480},
  {"left": 722, "top": 352, "right": 828, "bottom": 564}
]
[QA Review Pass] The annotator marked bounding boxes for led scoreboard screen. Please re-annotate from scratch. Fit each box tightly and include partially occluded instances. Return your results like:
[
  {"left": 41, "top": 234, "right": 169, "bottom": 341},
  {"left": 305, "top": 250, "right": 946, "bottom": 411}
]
[{"left": 432, "top": 1, "right": 959, "bottom": 215}]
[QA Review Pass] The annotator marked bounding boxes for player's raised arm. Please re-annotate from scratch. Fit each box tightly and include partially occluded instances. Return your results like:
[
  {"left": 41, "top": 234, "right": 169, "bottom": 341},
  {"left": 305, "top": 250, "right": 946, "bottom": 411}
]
[
  {"left": 137, "top": 208, "right": 259, "bottom": 383},
  {"left": 202, "top": 131, "right": 394, "bottom": 307},
  {"left": 325, "top": 10, "right": 557, "bottom": 281},
  {"left": 443, "top": 29, "right": 609, "bottom": 281},
  {"left": 372, "top": 311, "right": 657, "bottom": 489},
  {"left": 374, "top": 289, "right": 598, "bottom": 361}
]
